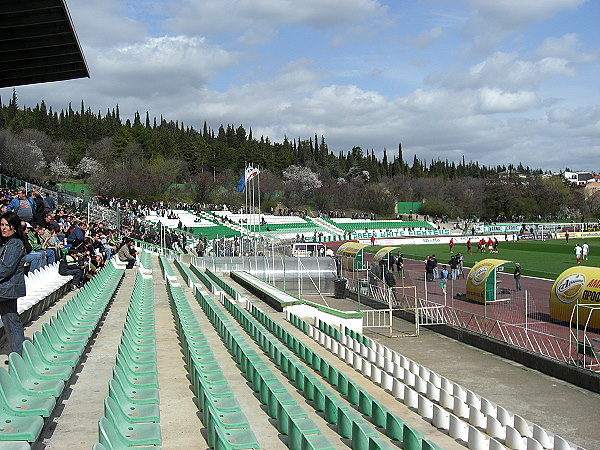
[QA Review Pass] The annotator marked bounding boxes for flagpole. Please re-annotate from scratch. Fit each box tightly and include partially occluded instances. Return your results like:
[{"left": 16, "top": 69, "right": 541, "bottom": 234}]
[{"left": 257, "top": 165, "right": 262, "bottom": 255}]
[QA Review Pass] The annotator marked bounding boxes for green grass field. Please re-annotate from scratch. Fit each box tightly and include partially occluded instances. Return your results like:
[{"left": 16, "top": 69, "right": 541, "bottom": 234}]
[{"left": 366, "top": 238, "right": 599, "bottom": 280}]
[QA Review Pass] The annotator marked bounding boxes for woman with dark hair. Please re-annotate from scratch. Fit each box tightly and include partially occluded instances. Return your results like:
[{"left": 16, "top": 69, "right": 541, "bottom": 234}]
[{"left": 0, "top": 212, "right": 27, "bottom": 356}]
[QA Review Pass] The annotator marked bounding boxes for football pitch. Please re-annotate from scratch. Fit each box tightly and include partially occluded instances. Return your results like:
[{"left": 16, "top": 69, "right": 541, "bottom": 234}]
[{"left": 367, "top": 237, "right": 599, "bottom": 280}]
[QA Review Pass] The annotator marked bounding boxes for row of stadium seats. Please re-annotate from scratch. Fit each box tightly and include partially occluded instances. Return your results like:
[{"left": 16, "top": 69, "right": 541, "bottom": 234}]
[
  {"left": 167, "top": 277, "right": 260, "bottom": 449},
  {"left": 193, "top": 287, "right": 338, "bottom": 449},
  {"left": 18, "top": 262, "right": 72, "bottom": 323},
  {"left": 323, "top": 217, "right": 434, "bottom": 231},
  {"left": 297, "top": 316, "right": 576, "bottom": 450},
  {"left": 191, "top": 268, "right": 441, "bottom": 449},
  {"left": 0, "top": 262, "right": 124, "bottom": 446},
  {"left": 94, "top": 271, "right": 162, "bottom": 449},
  {"left": 236, "top": 299, "right": 438, "bottom": 450}
]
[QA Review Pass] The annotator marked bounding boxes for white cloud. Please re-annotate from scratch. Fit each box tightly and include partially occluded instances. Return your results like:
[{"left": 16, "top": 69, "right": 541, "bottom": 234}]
[
  {"left": 466, "top": 0, "right": 588, "bottom": 52},
  {"left": 88, "top": 36, "right": 238, "bottom": 97},
  {"left": 409, "top": 27, "right": 444, "bottom": 48},
  {"left": 161, "top": 0, "right": 387, "bottom": 35},
  {"left": 68, "top": 0, "right": 146, "bottom": 47},
  {"left": 476, "top": 88, "right": 538, "bottom": 113}
]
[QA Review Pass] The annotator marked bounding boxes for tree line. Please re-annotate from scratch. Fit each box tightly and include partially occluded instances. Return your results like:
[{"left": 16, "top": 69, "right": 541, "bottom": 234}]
[{"left": 0, "top": 90, "right": 593, "bottom": 219}]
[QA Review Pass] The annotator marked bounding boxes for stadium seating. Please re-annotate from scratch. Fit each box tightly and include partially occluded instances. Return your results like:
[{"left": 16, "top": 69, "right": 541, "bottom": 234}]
[
  {"left": 94, "top": 271, "right": 162, "bottom": 449},
  {"left": 0, "top": 263, "right": 123, "bottom": 445}
]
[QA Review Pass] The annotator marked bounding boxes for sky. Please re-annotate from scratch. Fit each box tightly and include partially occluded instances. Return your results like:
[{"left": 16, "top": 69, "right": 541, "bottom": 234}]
[{"left": 2, "top": 0, "right": 599, "bottom": 171}]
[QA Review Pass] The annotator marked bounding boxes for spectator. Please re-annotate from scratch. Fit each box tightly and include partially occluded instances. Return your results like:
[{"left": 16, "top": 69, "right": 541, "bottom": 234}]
[
  {"left": 21, "top": 223, "right": 42, "bottom": 273},
  {"left": 0, "top": 212, "right": 27, "bottom": 356},
  {"left": 43, "top": 193, "right": 56, "bottom": 212},
  {"left": 28, "top": 223, "right": 55, "bottom": 266},
  {"left": 7, "top": 188, "right": 35, "bottom": 222},
  {"left": 58, "top": 248, "right": 85, "bottom": 290},
  {"left": 117, "top": 238, "right": 137, "bottom": 269},
  {"left": 32, "top": 192, "right": 46, "bottom": 225},
  {"left": 66, "top": 221, "right": 86, "bottom": 249}
]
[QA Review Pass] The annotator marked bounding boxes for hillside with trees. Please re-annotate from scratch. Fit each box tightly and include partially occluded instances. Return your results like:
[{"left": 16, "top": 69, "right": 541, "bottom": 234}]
[{"left": 0, "top": 90, "right": 592, "bottom": 219}]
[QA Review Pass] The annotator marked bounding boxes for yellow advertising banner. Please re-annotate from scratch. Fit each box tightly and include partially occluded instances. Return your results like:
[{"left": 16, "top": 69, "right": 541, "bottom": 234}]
[
  {"left": 372, "top": 246, "right": 400, "bottom": 262},
  {"left": 336, "top": 242, "right": 368, "bottom": 271},
  {"left": 557, "top": 231, "right": 600, "bottom": 239},
  {"left": 466, "top": 259, "right": 511, "bottom": 304},
  {"left": 550, "top": 266, "right": 600, "bottom": 328}
]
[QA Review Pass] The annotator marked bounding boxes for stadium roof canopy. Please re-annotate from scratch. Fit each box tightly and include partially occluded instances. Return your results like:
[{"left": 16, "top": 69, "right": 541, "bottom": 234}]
[{"left": 0, "top": 0, "right": 89, "bottom": 89}]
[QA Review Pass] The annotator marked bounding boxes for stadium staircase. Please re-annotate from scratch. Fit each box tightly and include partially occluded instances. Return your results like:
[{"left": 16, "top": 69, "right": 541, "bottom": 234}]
[
  {"left": 0, "top": 249, "right": 585, "bottom": 449},
  {"left": 309, "top": 216, "right": 345, "bottom": 235}
]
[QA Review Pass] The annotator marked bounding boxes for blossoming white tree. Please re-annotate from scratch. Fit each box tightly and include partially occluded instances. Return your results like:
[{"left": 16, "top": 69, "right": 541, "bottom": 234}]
[{"left": 49, "top": 157, "right": 73, "bottom": 179}]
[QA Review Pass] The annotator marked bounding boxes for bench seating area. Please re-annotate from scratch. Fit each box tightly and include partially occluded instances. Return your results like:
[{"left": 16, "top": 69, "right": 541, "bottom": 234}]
[
  {"left": 0, "top": 262, "right": 124, "bottom": 446},
  {"left": 94, "top": 272, "right": 162, "bottom": 449},
  {"left": 324, "top": 218, "right": 434, "bottom": 231},
  {"left": 166, "top": 266, "right": 260, "bottom": 449},
  {"left": 0, "top": 246, "right": 583, "bottom": 448},
  {"left": 288, "top": 315, "right": 575, "bottom": 450}
]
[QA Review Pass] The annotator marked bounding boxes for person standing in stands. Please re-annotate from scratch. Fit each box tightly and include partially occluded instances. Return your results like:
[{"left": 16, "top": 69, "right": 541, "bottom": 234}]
[
  {"left": 7, "top": 188, "right": 35, "bottom": 223},
  {"left": 0, "top": 212, "right": 27, "bottom": 356}
]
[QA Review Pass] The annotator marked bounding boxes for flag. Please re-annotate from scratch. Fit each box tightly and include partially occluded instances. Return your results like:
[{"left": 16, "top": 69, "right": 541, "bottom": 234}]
[
  {"left": 246, "top": 166, "right": 260, "bottom": 182},
  {"left": 236, "top": 174, "right": 245, "bottom": 192},
  {"left": 236, "top": 166, "right": 260, "bottom": 192}
]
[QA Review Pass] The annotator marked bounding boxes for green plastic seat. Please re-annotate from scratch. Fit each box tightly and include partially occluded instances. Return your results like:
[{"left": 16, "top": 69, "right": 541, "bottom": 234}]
[
  {"left": 0, "top": 413, "right": 44, "bottom": 442},
  {"left": 115, "top": 353, "right": 157, "bottom": 376},
  {"left": 107, "top": 381, "right": 160, "bottom": 423},
  {"left": 112, "top": 365, "right": 158, "bottom": 390},
  {"left": 98, "top": 416, "right": 162, "bottom": 449},
  {"left": 0, "top": 442, "right": 32, "bottom": 449},
  {"left": 117, "top": 345, "right": 157, "bottom": 367},
  {"left": 351, "top": 420, "right": 379, "bottom": 450},
  {"left": 401, "top": 424, "right": 421, "bottom": 450},
  {"left": 104, "top": 398, "right": 162, "bottom": 446},
  {"left": 0, "top": 369, "right": 55, "bottom": 417},
  {"left": 41, "top": 324, "right": 85, "bottom": 355},
  {"left": 7, "top": 352, "right": 64, "bottom": 398},
  {"left": 22, "top": 343, "right": 72, "bottom": 381},
  {"left": 32, "top": 332, "right": 79, "bottom": 365},
  {"left": 212, "top": 424, "right": 259, "bottom": 450},
  {"left": 108, "top": 379, "right": 159, "bottom": 406}
]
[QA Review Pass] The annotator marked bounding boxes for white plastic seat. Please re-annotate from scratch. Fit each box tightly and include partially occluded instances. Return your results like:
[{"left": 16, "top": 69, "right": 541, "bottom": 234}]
[
  {"left": 514, "top": 414, "right": 532, "bottom": 437},
  {"left": 426, "top": 381, "right": 440, "bottom": 402},
  {"left": 361, "top": 359, "right": 372, "bottom": 377},
  {"left": 532, "top": 424, "right": 553, "bottom": 449},
  {"left": 468, "top": 425, "right": 489, "bottom": 450},
  {"left": 370, "top": 365, "right": 382, "bottom": 384},
  {"left": 496, "top": 405, "right": 514, "bottom": 427},
  {"left": 418, "top": 394, "right": 434, "bottom": 420},
  {"left": 414, "top": 376, "right": 427, "bottom": 394},
  {"left": 468, "top": 405, "right": 486, "bottom": 428},
  {"left": 453, "top": 398, "right": 469, "bottom": 419},
  {"left": 403, "top": 386, "right": 418, "bottom": 409},
  {"left": 449, "top": 414, "right": 469, "bottom": 441},
  {"left": 440, "top": 388, "right": 454, "bottom": 409},
  {"left": 432, "top": 404, "right": 450, "bottom": 430},
  {"left": 527, "top": 436, "right": 544, "bottom": 450},
  {"left": 505, "top": 425, "right": 527, "bottom": 450},
  {"left": 392, "top": 378, "right": 405, "bottom": 400},
  {"left": 381, "top": 371, "right": 393, "bottom": 391},
  {"left": 466, "top": 389, "right": 482, "bottom": 410},
  {"left": 481, "top": 398, "right": 497, "bottom": 418},
  {"left": 486, "top": 415, "right": 506, "bottom": 440}
]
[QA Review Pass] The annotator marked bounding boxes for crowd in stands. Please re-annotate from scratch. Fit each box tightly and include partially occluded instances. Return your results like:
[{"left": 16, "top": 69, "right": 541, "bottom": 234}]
[{"left": 0, "top": 186, "right": 142, "bottom": 291}]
